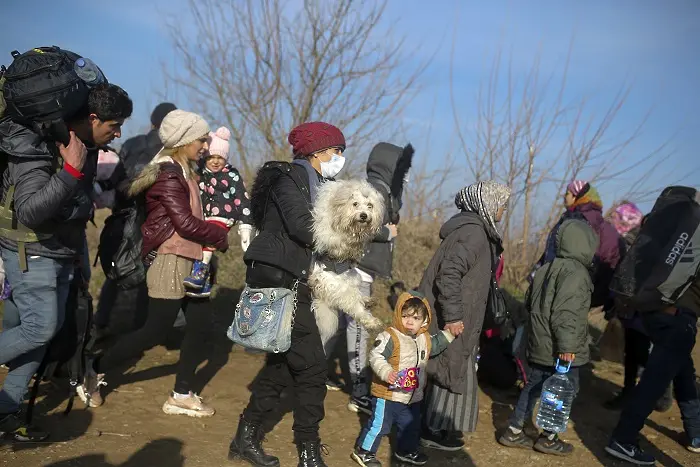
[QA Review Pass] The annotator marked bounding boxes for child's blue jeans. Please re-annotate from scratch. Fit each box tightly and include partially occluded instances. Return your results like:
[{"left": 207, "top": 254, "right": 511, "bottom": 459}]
[
  {"left": 509, "top": 362, "right": 580, "bottom": 430},
  {"left": 356, "top": 396, "right": 421, "bottom": 454}
]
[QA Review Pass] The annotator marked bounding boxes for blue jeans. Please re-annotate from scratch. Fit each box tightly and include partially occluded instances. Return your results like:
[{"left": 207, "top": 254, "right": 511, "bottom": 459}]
[
  {"left": 612, "top": 309, "right": 700, "bottom": 444},
  {"left": 509, "top": 362, "right": 580, "bottom": 430},
  {"left": 357, "top": 397, "right": 422, "bottom": 454},
  {"left": 0, "top": 247, "right": 74, "bottom": 413}
]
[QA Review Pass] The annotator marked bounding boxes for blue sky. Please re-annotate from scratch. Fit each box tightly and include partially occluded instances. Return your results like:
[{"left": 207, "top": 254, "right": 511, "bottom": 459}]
[{"left": 2, "top": 0, "right": 699, "bottom": 213}]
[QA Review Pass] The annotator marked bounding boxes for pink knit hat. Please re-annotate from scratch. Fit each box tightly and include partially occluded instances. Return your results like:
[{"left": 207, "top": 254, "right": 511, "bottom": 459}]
[
  {"left": 208, "top": 126, "right": 231, "bottom": 161},
  {"left": 567, "top": 180, "right": 589, "bottom": 197}
]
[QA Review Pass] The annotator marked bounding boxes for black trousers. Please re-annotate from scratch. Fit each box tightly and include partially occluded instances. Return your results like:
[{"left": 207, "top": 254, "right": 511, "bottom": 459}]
[
  {"left": 242, "top": 263, "right": 328, "bottom": 442},
  {"left": 95, "top": 279, "right": 149, "bottom": 336},
  {"left": 613, "top": 310, "right": 700, "bottom": 444},
  {"left": 623, "top": 327, "right": 650, "bottom": 391},
  {"left": 97, "top": 296, "right": 212, "bottom": 394}
]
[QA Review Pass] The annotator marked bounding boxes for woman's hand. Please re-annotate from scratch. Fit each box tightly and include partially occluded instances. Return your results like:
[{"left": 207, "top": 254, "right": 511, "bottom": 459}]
[{"left": 444, "top": 321, "right": 465, "bottom": 337}]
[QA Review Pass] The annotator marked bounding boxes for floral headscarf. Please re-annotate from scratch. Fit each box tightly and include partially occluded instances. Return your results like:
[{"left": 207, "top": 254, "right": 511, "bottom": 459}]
[
  {"left": 455, "top": 180, "right": 511, "bottom": 237},
  {"left": 611, "top": 202, "right": 643, "bottom": 235}
]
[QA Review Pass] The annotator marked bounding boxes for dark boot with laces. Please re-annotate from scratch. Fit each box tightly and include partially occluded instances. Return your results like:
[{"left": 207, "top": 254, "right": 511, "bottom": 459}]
[
  {"left": 228, "top": 415, "right": 280, "bottom": 467},
  {"left": 297, "top": 439, "right": 328, "bottom": 467}
]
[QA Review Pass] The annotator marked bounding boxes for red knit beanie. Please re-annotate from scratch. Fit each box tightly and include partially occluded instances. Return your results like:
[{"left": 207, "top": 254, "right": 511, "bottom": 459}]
[{"left": 288, "top": 122, "right": 346, "bottom": 157}]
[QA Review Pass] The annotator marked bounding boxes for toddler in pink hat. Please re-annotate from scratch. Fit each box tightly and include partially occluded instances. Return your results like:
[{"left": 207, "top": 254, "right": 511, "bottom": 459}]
[{"left": 183, "top": 126, "right": 254, "bottom": 297}]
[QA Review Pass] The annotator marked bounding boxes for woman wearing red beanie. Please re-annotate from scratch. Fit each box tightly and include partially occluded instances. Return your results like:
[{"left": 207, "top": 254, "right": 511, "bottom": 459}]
[{"left": 229, "top": 122, "right": 346, "bottom": 467}]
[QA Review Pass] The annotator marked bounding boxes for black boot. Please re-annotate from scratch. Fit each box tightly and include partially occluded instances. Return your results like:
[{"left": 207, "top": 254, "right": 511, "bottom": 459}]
[
  {"left": 296, "top": 439, "right": 328, "bottom": 467},
  {"left": 228, "top": 415, "right": 280, "bottom": 467}
]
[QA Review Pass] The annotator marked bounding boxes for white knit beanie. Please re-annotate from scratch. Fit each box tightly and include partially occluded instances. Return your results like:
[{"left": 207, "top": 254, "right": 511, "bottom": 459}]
[{"left": 158, "top": 109, "right": 210, "bottom": 149}]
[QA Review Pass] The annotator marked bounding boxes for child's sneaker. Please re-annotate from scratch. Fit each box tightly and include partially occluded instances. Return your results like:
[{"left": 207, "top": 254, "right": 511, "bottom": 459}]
[
  {"left": 183, "top": 260, "right": 209, "bottom": 289},
  {"left": 347, "top": 396, "right": 372, "bottom": 415},
  {"left": 498, "top": 426, "right": 535, "bottom": 449},
  {"left": 351, "top": 448, "right": 381, "bottom": 467},
  {"left": 394, "top": 450, "right": 428, "bottom": 465},
  {"left": 688, "top": 437, "right": 700, "bottom": 453},
  {"left": 186, "top": 274, "right": 212, "bottom": 298},
  {"left": 605, "top": 439, "right": 655, "bottom": 465},
  {"left": 162, "top": 391, "right": 215, "bottom": 418},
  {"left": 533, "top": 433, "right": 573, "bottom": 456}
]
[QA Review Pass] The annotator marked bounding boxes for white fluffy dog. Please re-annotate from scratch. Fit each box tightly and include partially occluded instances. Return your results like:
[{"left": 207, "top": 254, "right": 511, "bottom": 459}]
[{"left": 309, "top": 179, "right": 386, "bottom": 347}]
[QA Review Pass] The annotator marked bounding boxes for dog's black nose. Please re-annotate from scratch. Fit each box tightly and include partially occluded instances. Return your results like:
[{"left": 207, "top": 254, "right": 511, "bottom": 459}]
[{"left": 359, "top": 212, "right": 368, "bottom": 221}]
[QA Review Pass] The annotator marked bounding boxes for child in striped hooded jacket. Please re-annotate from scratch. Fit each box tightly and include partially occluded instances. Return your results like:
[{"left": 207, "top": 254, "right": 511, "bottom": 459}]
[{"left": 351, "top": 291, "right": 456, "bottom": 467}]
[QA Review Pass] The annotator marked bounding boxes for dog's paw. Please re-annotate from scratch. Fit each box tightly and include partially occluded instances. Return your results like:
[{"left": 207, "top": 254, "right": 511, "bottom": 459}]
[{"left": 362, "top": 315, "right": 385, "bottom": 333}]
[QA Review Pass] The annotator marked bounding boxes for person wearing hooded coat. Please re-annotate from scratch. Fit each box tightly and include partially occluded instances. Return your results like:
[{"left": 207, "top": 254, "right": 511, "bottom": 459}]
[
  {"left": 336, "top": 142, "right": 412, "bottom": 415},
  {"left": 418, "top": 180, "right": 511, "bottom": 451},
  {"left": 534, "top": 180, "right": 622, "bottom": 308},
  {"left": 603, "top": 202, "right": 673, "bottom": 413}
]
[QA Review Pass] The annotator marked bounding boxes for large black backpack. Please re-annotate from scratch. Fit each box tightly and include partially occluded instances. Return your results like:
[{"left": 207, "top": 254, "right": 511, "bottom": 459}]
[
  {"left": 26, "top": 269, "right": 94, "bottom": 423},
  {"left": 611, "top": 186, "right": 700, "bottom": 312},
  {"left": 98, "top": 198, "right": 147, "bottom": 290},
  {"left": 1, "top": 46, "right": 98, "bottom": 145}
]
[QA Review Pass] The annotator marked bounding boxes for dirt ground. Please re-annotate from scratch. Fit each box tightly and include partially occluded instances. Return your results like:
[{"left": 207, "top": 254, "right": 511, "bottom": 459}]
[
  {"left": 1, "top": 219, "right": 699, "bottom": 466},
  {"left": 1, "top": 296, "right": 699, "bottom": 467}
]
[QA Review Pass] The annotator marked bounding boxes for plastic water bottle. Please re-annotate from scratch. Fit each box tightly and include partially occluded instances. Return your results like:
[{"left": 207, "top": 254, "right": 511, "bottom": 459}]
[
  {"left": 535, "top": 359, "right": 575, "bottom": 433},
  {"left": 73, "top": 57, "right": 104, "bottom": 86}
]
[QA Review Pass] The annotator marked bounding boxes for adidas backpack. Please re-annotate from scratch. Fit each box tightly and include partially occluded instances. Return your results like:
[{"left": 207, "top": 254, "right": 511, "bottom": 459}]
[{"left": 610, "top": 186, "right": 700, "bottom": 312}]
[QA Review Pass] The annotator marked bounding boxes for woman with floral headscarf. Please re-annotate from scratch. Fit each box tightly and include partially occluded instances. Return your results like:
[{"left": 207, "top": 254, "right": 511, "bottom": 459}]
[
  {"left": 418, "top": 180, "right": 511, "bottom": 450},
  {"left": 534, "top": 180, "right": 622, "bottom": 308},
  {"left": 604, "top": 202, "right": 673, "bottom": 412}
]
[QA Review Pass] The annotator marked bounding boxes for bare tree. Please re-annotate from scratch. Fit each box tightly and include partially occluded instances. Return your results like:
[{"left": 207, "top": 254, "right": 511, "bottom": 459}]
[
  {"left": 450, "top": 40, "right": 677, "bottom": 287},
  {"left": 161, "top": 0, "right": 427, "bottom": 178}
]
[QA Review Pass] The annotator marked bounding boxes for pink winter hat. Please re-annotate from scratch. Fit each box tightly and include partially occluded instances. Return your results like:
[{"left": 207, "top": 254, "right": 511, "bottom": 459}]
[
  {"left": 208, "top": 126, "right": 231, "bottom": 161},
  {"left": 567, "top": 179, "right": 589, "bottom": 197}
]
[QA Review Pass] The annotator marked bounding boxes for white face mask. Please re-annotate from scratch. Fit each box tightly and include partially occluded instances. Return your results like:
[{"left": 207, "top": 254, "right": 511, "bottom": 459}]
[{"left": 320, "top": 154, "right": 346, "bottom": 179}]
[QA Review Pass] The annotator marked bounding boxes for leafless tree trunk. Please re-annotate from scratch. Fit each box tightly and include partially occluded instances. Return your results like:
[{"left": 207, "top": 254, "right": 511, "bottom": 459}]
[{"left": 161, "top": 0, "right": 427, "bottom": 179}]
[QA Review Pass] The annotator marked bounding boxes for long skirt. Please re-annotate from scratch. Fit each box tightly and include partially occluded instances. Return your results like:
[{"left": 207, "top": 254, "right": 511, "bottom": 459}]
[{"left": 423, "top": 352, "right": 479, "bottom": 433}]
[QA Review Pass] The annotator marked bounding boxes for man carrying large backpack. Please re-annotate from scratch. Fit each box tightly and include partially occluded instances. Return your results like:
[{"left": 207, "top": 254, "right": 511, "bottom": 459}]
[
  {"left": 0, "top": 47, "right": 133, "bottom": 441},
  {"left": 605, "top": 186, "right": 700, "bottom": 464}
]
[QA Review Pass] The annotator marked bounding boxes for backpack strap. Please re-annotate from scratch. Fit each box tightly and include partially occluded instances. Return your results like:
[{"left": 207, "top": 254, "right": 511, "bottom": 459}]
[
  {"left": 0, "top": 154, "right": 62, "bottom": 271},
  {"left": 25, "top": 352, "right": 49, "bottom": 425},
  {"left": 0, "top": 185, "right": 51, "bottom": 272}
]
